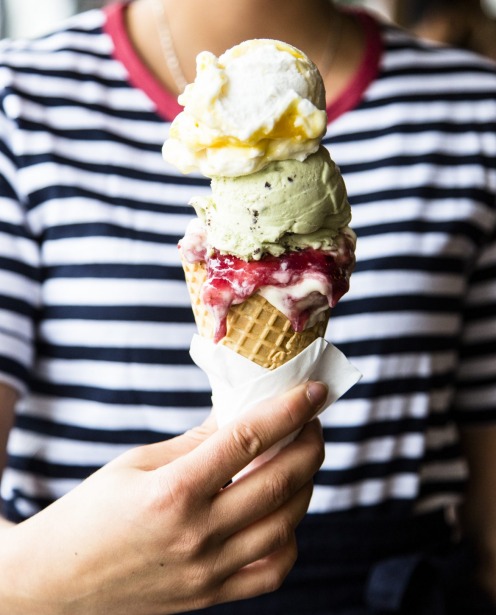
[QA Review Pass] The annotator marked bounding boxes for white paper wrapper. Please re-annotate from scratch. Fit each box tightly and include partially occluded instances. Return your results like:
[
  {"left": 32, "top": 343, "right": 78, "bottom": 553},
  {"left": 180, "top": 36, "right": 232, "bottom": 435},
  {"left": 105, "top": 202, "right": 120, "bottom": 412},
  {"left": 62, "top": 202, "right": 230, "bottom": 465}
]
[{"left": 190, "top": 334, "right": 362, "bottom": 475}]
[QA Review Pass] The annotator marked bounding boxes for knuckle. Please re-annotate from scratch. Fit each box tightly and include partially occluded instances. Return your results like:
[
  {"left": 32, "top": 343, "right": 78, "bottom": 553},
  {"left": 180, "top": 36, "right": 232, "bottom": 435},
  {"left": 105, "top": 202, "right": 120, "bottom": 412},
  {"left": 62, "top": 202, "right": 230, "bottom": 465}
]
[
  {"left": 274, "top": 396, "right": 300, "bottom": 432},
  {"left": 311, "top": 438, "right": 326, "bottom": 471},
  {"left": 153, "top": 472, "right": 190, "bottom": 513},
  {"left": 267, "top": 469, "right": 294, "bottom": 506},
  {"left": 182, "top": 530, "right": 205, "bottom": 559},
  {"left": 230, "top": 422, "right": 264, "bottom": 459},
  {"left": 293, "top": 482, "right": 314, "bottom": 523},
  {"left": 263, "top": 542, "right": 298, "bottom": 593},
  {"left": 272, "top": 518, "right": 294, "bottom": 551}
]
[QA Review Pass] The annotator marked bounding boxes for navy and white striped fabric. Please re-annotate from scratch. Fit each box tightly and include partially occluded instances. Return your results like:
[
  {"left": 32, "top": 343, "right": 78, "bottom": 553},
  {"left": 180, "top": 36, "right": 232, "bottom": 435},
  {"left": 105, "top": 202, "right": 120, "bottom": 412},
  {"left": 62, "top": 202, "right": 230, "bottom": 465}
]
[{"left": 0, "top": 5, "right": 495, "bottom": 522}]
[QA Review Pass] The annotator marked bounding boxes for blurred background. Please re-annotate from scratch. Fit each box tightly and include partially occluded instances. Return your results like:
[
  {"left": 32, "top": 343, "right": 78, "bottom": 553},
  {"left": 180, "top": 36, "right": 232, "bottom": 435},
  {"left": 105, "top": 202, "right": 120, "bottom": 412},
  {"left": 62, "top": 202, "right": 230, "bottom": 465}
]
[
  {"left": 1, "top": 0, "right": 496, "bottom": 60},
  {"left": 0, "top": 0, "right": 108, "bottom": 38}
]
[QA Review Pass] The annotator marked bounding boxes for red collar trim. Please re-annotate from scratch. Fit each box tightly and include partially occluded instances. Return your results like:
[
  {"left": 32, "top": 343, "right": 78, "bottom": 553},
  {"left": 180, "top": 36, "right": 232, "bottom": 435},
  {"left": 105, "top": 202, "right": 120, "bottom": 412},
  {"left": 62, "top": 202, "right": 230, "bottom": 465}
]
[
  {"left": 103, "top": 2, "right": 182, "bottom": 120},
  {"left": 327, "top": 10, "right": 383, "bottom": 122},
  {"left": 103, "top": 3, "right": 382, "bottom": 124}
]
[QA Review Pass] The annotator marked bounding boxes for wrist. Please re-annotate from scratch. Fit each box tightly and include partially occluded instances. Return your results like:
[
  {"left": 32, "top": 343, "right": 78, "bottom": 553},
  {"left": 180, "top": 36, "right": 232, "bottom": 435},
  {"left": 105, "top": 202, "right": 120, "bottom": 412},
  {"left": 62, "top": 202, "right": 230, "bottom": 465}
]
[
  {"left": 0, "top": 521, "right": 66, "bottom": 615},
  {"left": 0, "top": 524, "right": 33, "bottom": 614}
]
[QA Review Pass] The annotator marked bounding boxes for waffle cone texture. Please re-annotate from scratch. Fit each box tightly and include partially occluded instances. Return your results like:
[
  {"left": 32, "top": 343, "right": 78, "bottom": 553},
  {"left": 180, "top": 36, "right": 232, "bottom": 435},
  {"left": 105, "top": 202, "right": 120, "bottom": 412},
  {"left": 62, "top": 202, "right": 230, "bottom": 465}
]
[{"left": 182, "top": 259, "right": 329, "bottom": 370}]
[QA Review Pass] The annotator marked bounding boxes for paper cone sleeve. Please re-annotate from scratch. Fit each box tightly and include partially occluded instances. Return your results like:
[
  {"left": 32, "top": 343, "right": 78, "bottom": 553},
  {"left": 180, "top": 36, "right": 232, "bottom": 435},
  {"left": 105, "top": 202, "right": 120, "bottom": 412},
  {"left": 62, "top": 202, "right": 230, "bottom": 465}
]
[{"left": 181, "top": 259, "right": 330, "bottom": 370}]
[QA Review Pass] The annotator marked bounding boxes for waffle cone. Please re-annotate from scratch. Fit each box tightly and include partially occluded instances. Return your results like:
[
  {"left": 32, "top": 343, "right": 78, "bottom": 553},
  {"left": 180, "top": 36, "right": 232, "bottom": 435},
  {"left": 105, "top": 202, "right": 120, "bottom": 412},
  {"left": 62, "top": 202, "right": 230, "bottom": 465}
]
[{"left": 182, "top": 259, "right": 329, "bottom": 370}]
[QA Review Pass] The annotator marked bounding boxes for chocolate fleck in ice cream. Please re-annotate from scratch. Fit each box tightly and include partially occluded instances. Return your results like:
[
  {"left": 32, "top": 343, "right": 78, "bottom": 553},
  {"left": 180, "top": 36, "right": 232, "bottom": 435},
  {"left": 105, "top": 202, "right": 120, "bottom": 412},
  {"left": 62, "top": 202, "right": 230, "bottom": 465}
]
[{"left": 164, "top": 39, "right": 356, "bottom": 369}]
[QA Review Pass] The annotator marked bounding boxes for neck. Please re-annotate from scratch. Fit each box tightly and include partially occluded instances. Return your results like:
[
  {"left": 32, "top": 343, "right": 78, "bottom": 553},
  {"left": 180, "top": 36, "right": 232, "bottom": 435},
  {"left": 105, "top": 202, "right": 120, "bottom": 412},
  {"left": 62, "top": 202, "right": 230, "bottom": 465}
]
[{"left": 127, "top": 0, "right": 365, "bottom": 103}]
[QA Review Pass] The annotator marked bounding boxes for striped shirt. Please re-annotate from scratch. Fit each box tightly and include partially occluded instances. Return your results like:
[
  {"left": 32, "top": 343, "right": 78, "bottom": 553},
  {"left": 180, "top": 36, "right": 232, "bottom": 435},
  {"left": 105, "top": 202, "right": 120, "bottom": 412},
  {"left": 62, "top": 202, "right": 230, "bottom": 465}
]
[{"left": 0, "top": 4, "right": 495, "bottom": 523}]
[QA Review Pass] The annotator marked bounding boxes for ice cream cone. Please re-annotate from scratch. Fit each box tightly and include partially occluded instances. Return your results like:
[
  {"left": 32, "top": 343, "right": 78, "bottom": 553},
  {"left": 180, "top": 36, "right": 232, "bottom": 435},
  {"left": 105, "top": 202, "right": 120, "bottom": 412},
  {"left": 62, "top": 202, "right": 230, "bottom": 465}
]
[{"left": 182, "top": 259, "right": 330, "bottom": 370}]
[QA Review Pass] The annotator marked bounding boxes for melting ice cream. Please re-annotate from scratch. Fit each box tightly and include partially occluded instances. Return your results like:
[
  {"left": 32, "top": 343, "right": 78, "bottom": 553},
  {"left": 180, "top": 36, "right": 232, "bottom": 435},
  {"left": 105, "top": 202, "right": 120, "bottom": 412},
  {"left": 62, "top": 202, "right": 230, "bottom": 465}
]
[{"left": 165, "top": 39, "right": 356, "bottom": 343}]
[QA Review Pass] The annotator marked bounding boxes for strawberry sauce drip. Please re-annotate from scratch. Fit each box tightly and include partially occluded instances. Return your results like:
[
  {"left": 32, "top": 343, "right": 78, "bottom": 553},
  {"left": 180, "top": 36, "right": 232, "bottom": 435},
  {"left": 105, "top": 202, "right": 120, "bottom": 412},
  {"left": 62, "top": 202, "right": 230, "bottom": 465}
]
[{"left": 201, "top": 245, "right": 354, "bottom": 342}]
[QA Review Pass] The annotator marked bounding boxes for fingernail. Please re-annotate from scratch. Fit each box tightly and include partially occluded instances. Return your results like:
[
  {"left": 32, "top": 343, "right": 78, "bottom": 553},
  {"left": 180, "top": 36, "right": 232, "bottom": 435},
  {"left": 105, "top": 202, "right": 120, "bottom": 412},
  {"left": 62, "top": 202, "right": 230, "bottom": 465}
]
[{"left": 306, "top": 381, "right": 328, "bottom": 409}]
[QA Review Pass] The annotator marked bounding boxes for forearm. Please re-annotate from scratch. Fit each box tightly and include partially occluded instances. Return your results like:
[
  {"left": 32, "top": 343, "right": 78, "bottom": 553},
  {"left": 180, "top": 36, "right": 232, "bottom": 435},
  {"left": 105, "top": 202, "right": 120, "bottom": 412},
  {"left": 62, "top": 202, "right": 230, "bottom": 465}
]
[
  {"left": 459, "top": 424, "right": 496, "bottom": 601},
  {"left": 0, "top": 383, "right": 18, "bottom": 534},
  {"left": 0, "top": 521, "right": 49, "bottom": 615},
  {"left": 0, "top": 386, "right": 28, "bottom": 610}
]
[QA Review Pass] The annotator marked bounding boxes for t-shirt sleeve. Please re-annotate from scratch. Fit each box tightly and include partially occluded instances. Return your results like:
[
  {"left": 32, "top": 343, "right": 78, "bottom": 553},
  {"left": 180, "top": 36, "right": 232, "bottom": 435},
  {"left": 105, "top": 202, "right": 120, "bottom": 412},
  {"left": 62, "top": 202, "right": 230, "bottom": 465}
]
[
  {"left": 453, "top": 217, "right": 496, "bottom": 424},
  {"left": 0, "top": 110, "right": 40, "bottom": 397}
]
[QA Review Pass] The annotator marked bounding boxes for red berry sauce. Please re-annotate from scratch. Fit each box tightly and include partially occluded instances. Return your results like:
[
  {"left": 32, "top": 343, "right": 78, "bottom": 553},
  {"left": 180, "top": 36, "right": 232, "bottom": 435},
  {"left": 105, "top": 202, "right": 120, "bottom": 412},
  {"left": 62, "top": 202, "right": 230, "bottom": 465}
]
[
  {"left": 179, "top": 220, "right": 355, "bottom": 342},
  {"left": 206, "top": 245, "right": 354, "bottom": 341}
]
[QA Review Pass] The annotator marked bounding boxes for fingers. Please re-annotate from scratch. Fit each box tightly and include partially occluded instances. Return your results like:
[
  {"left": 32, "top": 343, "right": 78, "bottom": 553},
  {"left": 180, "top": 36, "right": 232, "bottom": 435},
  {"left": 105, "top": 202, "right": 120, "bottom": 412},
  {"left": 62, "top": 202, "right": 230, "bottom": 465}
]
[
  {"left": 162, "top": 381, "right": 328, "bottom": 497},
  {"left": 218, "top": 481, "right": 313, "bottom": 576},
  {"left": 190, "top": 483, "right": 312, "bottom": 613},
  {"left": 208, "top": 540, "right": 299, "bottom": 608},
  {"left": 210, "top": 418, "right": 324, "bottom": 537}
]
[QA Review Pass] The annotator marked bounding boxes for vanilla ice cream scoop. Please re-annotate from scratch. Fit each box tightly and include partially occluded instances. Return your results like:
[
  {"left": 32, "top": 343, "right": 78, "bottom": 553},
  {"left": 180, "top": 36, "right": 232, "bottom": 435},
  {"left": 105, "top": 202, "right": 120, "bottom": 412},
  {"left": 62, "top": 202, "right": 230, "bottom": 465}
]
[{"left": 162, "top": 39, "right": 327, "bottom": 177}]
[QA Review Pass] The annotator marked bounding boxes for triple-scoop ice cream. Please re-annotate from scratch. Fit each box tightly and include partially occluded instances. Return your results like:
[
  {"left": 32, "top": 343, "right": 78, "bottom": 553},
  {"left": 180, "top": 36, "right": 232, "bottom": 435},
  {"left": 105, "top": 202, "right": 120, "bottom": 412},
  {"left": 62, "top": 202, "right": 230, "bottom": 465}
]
[
  {"left": 164, "top": 39, "right": 356, "bottom": 362},
  {"left": 163, "top": 39, "right": 327, "bottom": 177}
]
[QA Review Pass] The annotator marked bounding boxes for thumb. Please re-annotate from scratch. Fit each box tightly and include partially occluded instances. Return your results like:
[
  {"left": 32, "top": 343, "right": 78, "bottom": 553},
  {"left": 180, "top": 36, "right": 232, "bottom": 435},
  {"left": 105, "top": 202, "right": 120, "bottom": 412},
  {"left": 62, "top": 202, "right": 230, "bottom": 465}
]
[
  {"left": 112, "top": 412, "right": 219, "bottom": 471},
  {"left": 164, "top": 381, "right": 328, "bottom": 497}
]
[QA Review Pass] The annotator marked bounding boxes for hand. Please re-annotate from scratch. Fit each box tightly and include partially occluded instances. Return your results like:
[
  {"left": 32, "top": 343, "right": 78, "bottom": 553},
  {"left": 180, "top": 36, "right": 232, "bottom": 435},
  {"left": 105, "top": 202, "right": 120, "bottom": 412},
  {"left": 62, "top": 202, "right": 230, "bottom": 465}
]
[{"left": 0, "top": 381, "right": 327, "bottom": 615}]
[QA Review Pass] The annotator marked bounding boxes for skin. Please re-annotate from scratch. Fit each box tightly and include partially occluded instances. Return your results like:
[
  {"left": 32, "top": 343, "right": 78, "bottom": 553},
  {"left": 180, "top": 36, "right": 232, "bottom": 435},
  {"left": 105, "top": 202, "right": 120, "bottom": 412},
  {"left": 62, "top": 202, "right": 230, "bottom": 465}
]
[
  {"left": 0, "top": 3, "right": 332, "bottom": 612},
  {"left": 126, "top": 0, "right": 366, "bottom": 104},
  {"left": 0, "top": 0, "right": 494, "bottom": 610},
  {"left": 0, "top": 380, "right": 326, "bottom": 613},
  {"left": 125, "top": 0, "right": 496, "bottom": 602}
]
